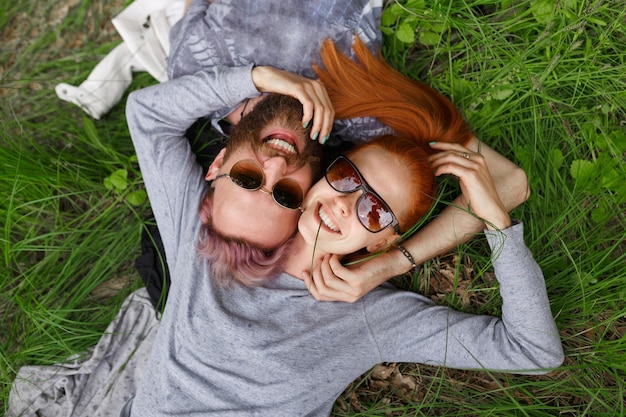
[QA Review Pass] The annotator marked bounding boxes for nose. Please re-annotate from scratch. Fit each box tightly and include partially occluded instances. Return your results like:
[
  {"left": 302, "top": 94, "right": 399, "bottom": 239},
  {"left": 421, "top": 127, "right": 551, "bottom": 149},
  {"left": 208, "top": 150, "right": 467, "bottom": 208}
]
[
  {"left": 333, "top": 190, "right": 360, "bottom": 218},
  {"left": 262, "top": 156, "right": 288, "bottom": 189}
]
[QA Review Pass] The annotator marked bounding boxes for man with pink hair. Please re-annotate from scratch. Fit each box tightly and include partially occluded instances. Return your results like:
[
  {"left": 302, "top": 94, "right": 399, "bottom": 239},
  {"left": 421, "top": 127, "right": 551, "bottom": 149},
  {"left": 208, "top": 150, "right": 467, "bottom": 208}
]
[{"left": 133, "top": 0, "right": 529, "bottom": 299}]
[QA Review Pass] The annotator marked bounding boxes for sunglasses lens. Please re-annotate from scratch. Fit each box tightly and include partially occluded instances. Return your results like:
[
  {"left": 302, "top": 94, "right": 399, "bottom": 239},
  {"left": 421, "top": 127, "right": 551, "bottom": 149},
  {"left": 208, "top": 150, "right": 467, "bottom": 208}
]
[
  {"left": 224, "top": 160, "right": 303, "bottom": 210},
  {"left": 230, "top": 160, "right": 263, "bottom": 190},
  {"left": 326, "top": 156, "right": 397, "bottom": 232},
  {"left": 358, "top": 193, "right": 395, "bottom": 232},
  {"left": 273, "top": 179, "right": 304, "bottom": 209},
  {"left": 326, "top": 157, "right": 361, "bottom": 192}
]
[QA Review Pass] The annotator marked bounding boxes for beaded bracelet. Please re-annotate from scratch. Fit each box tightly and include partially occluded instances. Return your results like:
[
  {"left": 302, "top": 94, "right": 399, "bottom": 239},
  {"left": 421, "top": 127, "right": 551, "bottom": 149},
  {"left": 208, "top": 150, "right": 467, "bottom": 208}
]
[{"left": 396, "top": 244, "right": 418, "bottom": 273}]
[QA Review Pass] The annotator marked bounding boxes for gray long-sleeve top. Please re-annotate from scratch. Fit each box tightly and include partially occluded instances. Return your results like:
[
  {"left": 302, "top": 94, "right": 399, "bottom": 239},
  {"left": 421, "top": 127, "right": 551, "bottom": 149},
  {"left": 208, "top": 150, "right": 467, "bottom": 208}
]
[{"left": 123, "top": 68, "right": 564, "bottom": 417}]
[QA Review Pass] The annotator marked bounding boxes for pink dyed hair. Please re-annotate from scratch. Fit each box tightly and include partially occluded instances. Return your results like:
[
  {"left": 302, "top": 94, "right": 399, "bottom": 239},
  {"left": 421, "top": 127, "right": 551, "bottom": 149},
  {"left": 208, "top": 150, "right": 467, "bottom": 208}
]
[{"left": 197, "top": 188, "right": 294, "bottom": 287}]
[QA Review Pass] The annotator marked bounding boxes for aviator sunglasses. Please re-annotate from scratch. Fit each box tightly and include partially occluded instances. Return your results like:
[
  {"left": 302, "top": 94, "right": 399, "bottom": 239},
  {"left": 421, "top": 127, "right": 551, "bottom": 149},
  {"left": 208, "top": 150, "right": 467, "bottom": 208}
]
[
  {"left": 325, "top": 156, "right": 400, "bottom": 234},
  {"left": 214, "top": 159, "right": 304, "bottom": 211}
]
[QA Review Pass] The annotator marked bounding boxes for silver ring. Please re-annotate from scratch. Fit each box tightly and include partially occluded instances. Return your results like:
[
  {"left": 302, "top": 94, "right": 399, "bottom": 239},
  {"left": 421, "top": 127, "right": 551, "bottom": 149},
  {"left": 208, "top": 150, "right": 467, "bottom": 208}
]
[{"left": 459, "top": 152, "right": 471, "bottom": 159}]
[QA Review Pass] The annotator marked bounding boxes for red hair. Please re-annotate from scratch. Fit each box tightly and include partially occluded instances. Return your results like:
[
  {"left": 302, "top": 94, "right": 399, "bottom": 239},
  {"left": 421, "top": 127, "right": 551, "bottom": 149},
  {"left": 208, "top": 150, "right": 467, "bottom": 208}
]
[
  {"left": 316, "top": 37, "right": 473, "bottom": 232},
  {"left": 314, "top": 37, "right": 472, "bottom": 148},
  {"left": 197, "top": 189, "right": 293, "bottom": 287}
]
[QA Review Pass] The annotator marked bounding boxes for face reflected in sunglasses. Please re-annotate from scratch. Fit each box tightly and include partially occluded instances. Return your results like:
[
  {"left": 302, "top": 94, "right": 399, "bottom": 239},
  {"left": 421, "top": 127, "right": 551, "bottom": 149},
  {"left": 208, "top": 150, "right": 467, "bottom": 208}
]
[
  {"left": 325, "top": 156, "right": 400, "bottom": 234},
  {"left": 214, "top": 159, "right": 304, "bottom": 211}
]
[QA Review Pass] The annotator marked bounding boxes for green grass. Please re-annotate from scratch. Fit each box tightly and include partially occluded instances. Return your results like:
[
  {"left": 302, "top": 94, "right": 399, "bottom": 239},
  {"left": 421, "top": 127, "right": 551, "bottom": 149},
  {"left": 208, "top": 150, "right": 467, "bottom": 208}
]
[{"left": 1, "top": 0, "right": 625, "bottom": 415}]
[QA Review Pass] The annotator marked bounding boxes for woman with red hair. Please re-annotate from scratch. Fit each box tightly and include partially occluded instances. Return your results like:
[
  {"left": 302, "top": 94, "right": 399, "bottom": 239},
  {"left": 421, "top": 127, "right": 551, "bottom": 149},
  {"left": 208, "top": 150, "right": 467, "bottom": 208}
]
[{"left": 301, "top": 37, "right": 529, "bottom": 300}]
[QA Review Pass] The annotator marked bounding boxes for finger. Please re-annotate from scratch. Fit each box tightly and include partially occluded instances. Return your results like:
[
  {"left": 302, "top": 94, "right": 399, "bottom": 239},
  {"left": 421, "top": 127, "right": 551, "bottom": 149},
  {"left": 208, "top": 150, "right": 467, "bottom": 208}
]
[
  {"left": 431, "top": 154, "right": 489, "bottom": 185},
  {"left": 306, "top": 267, "right": 341, "bottom": 302},
  {"left": 319, "top": 255, "right": 350, "bottom": 293},
  {"left": 303, "top": 270, "right": 313, "bottom": 292},
  {"left": 294, "top": 88, "right": 316, "bottom": 134},
  {"left": 311, "top": 256, "right": 338, "bottom": 295},
  {"left": 429, "top": 143, "right": 487, "bottom": 168},
  {"left": 314, "top": 255, "right": 364, "bottom": 302},
  {"left": 302, "top": 271, "right": 319, "bottom": 300},
  {"left": 428, "top": 146, "right": 475, "bottom": 164},
  {"left": 313, "top": 81, "right": 335, "bottom": 144},
  {"left": 303, "top": 270, "right": 329, "bottom": 302},
  {"left": 428, "top": 141, "right": 474, "bottom": 153},
  {"left": 430, "top": 150, "right": 481, "bottom": 166},
  {"left": 305, "top": 82, "right": 333, "bottom": 142},
  {"left": 327, "top": 254, "right": 349, "bottom": 280},
  {"left": 250, "top": 67, "right": 329, "bottom": 141},
  {"left": 429, "top": 147, "right": 475, "bottom": 162},
  {"left": 307, "top": 105, "right": 323, "bottom": 142},
  {"left": 319, "top": 105, "right": 335, "bottom": 145},
  {"left": 429, "top": 154, "right": 477, "bottom": 177}
]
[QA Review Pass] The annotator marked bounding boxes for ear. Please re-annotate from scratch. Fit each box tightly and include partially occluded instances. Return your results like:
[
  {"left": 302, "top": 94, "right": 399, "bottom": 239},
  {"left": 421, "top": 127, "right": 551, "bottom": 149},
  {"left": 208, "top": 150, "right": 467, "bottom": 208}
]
[
  {"left": 365, "top": 233, "right": 401, "bottom": 253},
  {"left": 205, "top": 148, "right": 227, "bottom": 181}
]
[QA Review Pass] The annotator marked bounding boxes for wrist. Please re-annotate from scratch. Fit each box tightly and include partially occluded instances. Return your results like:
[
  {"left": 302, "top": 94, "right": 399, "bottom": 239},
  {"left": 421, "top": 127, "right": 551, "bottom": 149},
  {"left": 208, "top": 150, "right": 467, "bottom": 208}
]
[
  {"left": 251, "top": 66, "right": 267, "bottom": 92},
  {"left": 395, "top": 244, "right": 418, "bottom": 275},
  {"left": 360, "top": 250, "right": 403, "bottom": 281},
  {"left": 484, "top": 208, "right": 512, "bottom": 231}
]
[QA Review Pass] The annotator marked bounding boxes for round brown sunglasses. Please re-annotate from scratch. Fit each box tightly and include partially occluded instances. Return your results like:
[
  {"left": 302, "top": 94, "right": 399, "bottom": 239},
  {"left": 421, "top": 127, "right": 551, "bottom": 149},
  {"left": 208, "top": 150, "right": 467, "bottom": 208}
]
[{"left": 214, "top": 159, "right": 304, "bottom": 211}]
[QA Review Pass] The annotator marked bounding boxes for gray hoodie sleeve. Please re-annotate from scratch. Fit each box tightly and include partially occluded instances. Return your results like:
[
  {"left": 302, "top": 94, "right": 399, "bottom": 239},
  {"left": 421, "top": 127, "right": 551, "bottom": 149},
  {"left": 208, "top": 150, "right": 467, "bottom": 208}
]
[
  {"left": 125, "top": 67, "right": 258, "bottom": 274},
  {"left": 364, "top": 222, "right": 564, "bottom": 374}
]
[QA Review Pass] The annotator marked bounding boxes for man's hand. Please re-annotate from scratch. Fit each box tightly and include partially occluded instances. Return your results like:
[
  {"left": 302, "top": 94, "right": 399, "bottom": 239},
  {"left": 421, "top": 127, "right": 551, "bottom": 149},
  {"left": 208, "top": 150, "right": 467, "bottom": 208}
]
[
  {"left": 252, "top": 66, "right": 335, "bottom": 143},
  {"left": 303, "top": 252, "right": 403, "bottom": 302}
]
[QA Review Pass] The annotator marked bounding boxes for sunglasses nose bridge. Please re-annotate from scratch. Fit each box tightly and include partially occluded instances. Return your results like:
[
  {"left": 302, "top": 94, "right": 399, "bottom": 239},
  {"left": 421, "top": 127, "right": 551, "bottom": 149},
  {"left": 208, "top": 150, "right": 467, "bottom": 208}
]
[
  {"left": 333, "top": 188, "right": 360, "bottom": 218},
  {"left": 258, "top": 187, "right": 272, "bottom": 196},
  {"left": 262, "top": 156, "right": 289, "bottom": 187}
]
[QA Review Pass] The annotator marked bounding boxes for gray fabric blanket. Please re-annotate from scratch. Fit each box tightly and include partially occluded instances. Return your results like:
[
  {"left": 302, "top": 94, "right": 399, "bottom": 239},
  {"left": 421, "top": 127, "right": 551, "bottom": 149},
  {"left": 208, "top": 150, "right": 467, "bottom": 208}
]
[{"left": 6, "top": 288, "right": 159, "bottom": 417}]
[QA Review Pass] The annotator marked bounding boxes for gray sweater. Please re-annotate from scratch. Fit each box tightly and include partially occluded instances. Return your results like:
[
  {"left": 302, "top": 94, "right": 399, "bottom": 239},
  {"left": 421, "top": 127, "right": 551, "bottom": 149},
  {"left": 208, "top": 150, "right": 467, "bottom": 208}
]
[{"left": 124, "top": 69, "right": 564, "bottom": 416}]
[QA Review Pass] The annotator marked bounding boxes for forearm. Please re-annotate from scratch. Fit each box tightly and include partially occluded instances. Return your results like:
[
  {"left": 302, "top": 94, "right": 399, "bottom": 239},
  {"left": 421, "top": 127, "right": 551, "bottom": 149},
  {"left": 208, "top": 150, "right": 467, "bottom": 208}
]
[
  {"left": 128, "top": 66, "right": 258, "bottom": 138},
  {"left": 484, "top": 222, "right": 564, "bottom": 371},
  {"left": 126, "top": 66, "right": 260, "bottom": 191},
  {"left": 370, "top": 223, "right": 563, "bottom": 373},
  {"left": 364, "top": 207, "right": 484, "bottom": 280},
  {"left": 126, "top": 68, "right": 258, "bottom": 258}
]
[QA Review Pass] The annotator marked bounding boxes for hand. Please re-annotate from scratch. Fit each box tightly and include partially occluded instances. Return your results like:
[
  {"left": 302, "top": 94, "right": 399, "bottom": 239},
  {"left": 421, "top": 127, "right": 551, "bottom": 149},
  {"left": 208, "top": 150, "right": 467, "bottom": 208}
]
[
  {"left": 252, "top": 66, "right": 334, "bottom": 143},
  {"left": 429, "top": 142, "right": 511, "bottom": 230},
  {"left": 303, "top": 254, "right": 389, "bottom": 302}
]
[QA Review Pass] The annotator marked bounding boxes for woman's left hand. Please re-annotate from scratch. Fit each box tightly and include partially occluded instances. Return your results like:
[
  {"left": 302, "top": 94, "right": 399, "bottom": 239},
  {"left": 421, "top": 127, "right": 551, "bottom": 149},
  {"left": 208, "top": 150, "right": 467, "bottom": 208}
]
[
  {"left": 303, "top": 254, "right": 388, "bottom": 302},
  {"left": 251, "top": 66, "right": 334, "bottom": 143},
  {"left": 428, "top": 142, "right": 511, "bottom": 230}
]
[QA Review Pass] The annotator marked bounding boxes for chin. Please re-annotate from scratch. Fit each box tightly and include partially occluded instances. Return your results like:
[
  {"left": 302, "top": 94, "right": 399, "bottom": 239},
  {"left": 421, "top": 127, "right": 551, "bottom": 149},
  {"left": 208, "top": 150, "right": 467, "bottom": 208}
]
[{"left": 298, "top": 214, "right": 320, "bottom": 244}]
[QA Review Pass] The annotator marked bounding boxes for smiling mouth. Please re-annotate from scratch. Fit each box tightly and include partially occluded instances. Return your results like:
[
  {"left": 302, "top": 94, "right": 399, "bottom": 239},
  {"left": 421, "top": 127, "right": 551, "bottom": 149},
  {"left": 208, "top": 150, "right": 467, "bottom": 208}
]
[
  {"left": 317, "top": 204, "right": 340, "bottom": 233},
  {"left": 263, "top": 133, "right": 298, "bottom": 156}
]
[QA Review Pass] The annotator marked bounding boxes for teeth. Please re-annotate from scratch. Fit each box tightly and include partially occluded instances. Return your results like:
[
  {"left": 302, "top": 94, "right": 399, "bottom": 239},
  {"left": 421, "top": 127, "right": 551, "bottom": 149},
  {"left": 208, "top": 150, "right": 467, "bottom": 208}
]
[
  {"left": 266, "top": 138, "right": 296, "bottom": 155},
  {"left": 319, "top": 208, "right": 339, "bottom": 232}
]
